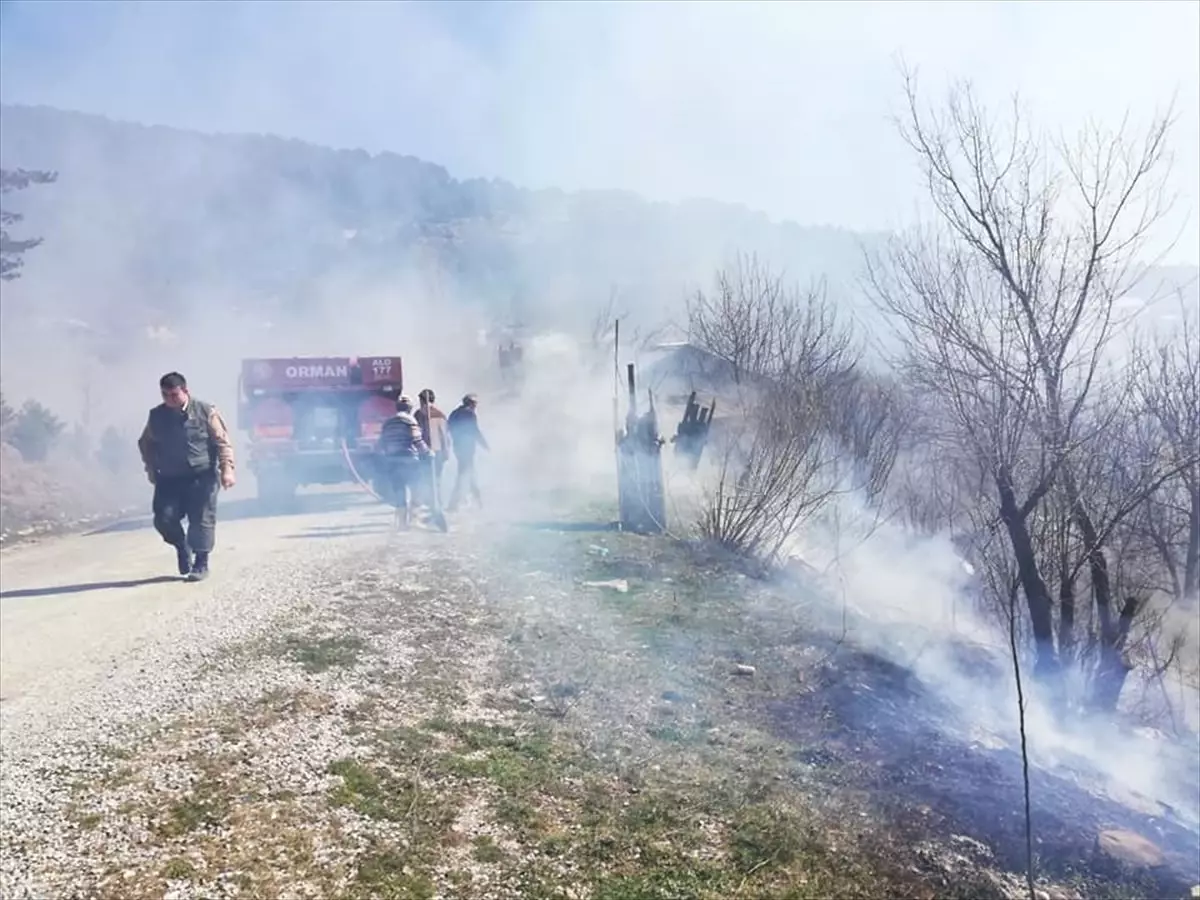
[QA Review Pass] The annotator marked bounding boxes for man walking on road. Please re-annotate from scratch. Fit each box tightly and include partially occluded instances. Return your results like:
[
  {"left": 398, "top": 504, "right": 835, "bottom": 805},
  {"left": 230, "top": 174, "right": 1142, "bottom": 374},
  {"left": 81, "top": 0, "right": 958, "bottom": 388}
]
[
  {"left": 447, "top": 393, "right": 489, "bottom": 511},
  {"left": 137, "top": 372, "right": 236, "bottom": 582}
]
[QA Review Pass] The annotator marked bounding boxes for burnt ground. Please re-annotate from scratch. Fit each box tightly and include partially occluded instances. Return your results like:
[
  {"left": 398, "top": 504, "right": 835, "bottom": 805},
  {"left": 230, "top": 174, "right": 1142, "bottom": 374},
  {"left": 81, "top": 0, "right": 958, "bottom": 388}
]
[
  {"left": 766, "top": 648, "right": 1200, "bottom": 899},
  {"left": 498, "top": 516, "right": 1200, "bottom": 899}
]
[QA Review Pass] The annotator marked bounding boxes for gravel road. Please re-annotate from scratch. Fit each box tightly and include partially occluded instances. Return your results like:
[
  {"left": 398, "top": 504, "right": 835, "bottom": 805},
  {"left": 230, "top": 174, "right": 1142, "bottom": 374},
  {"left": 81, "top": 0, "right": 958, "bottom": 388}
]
[{"left": 0, "top": 488, "right": 400, "bottom": 897}]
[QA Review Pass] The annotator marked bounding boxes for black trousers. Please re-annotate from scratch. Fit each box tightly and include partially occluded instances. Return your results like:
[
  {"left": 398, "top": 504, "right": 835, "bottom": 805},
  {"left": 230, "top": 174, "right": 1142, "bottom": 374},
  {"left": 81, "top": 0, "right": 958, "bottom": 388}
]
[{"left": 152, "top": 471, "right": 219, "bottom": 553}]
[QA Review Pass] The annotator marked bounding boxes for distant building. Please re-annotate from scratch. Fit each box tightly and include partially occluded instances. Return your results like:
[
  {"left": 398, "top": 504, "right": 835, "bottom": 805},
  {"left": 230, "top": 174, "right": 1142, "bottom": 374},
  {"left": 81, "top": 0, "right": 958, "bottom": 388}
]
[{"left": 637, "top": 341, "right": 765, "bottom": 409}]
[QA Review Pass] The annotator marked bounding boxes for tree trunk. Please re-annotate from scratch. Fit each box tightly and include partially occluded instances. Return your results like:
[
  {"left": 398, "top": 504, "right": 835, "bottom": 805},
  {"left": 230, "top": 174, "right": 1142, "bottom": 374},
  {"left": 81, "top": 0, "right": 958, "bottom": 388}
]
[
  {"left": 1057, "top": 559, "right": 1076, "bottom": 662},
  {"left": 1056, "top": 464, "right": 1141, "bottom": 711},
  {"left": 1184, "top": 484, "right": 1199, "bottom": 602},
  {"left": 997, "top": 474, "right": 1059, "bottom": 675},
  {"left": 1090, "top": 596, "right": 1139, "bottom": 711}
]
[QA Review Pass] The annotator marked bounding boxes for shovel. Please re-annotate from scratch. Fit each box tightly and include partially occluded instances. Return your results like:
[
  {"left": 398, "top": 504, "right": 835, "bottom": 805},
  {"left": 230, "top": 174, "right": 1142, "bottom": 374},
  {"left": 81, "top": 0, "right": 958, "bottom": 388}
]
[{"left": 426, "top": 452, "right": 449, "bottom": 532}]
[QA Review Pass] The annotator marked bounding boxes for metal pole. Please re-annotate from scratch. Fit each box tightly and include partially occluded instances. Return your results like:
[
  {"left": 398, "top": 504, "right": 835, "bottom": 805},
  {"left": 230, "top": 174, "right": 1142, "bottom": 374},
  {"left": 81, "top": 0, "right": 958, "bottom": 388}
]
[{"left": 613, "top": 318, "right": 622, "bottom": 530}]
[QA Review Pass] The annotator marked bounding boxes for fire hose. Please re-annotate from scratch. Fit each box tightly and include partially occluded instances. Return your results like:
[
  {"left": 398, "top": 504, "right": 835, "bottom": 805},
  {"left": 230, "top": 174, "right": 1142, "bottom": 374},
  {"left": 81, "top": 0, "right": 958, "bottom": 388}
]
[
  {"left": 340, "top": 437, "right": 449, "bottom": 532},
  {"left": 339, "top": 438, "right": 388, "bottom": 504}
]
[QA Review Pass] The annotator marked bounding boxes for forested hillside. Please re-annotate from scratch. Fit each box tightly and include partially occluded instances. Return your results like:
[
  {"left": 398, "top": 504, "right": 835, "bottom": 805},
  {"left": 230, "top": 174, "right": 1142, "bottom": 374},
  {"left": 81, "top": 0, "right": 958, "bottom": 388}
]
[{"left": 0, "top": 103, "right": 876, "bottom": 345}]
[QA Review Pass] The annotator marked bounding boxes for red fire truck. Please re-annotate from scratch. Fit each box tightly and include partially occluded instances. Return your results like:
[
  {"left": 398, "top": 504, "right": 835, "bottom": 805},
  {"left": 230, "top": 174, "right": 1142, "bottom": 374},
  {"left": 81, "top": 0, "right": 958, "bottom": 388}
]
[{"left": 236, "top": 356, "right": 403, "bottom": 503}]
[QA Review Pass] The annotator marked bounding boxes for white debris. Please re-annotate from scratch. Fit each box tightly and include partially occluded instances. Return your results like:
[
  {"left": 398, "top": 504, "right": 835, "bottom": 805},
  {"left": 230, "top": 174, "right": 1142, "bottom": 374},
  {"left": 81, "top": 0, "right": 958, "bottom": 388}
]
[{"left": 582, "top": 579, "right": 629, "bottom": 593}]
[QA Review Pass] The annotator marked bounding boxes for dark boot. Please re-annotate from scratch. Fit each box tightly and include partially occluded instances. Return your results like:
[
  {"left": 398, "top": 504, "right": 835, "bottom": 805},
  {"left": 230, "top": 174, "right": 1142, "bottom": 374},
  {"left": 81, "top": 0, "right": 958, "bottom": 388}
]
[
  {"left": 187, "top": 551, "right": 210, "bottom": 582},
  {"left": 175, "top": 544, "right": 193, "bottom": 576}
]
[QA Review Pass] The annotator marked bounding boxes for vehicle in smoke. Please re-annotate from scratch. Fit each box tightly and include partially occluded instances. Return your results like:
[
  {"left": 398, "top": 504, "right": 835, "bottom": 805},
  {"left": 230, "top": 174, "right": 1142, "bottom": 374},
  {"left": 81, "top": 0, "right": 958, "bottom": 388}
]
[
  {"left": 236, "top": 355, "right": 403, "bottom": 503},
  {"left": 498, "top": 338, "right": 524, "bottom": 390},
  {"left": 491, "top": 322, "right": 528, "bottom": 398}
]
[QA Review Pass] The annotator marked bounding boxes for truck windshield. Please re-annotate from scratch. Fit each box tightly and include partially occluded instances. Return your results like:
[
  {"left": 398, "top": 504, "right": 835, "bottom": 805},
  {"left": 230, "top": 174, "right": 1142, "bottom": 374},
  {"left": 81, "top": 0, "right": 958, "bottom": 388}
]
[{"left": 292, "top": 396, "right": 349, "bottom": 445}]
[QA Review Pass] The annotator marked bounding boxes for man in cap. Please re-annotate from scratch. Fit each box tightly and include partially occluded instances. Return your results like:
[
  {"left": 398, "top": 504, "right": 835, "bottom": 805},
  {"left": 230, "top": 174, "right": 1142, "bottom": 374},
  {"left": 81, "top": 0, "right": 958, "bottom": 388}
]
[
  {"left": 415, "top": 388, "right": 452, "bottom": 507},
  {"left": 376, "top": 394, "right": 430, "bottom": 528},
  {"left": 137, "top": 371, "right": 236, "bottom": 581},
  {"left": 447, "top": 393, "right": 489, "bottom": 511}
]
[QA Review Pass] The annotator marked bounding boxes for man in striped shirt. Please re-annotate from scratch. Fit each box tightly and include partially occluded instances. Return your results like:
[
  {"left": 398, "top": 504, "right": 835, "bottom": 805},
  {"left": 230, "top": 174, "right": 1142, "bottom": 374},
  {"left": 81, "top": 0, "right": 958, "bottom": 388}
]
[{"left": 376, "top": 394, "right": 429, "bottom": 528}]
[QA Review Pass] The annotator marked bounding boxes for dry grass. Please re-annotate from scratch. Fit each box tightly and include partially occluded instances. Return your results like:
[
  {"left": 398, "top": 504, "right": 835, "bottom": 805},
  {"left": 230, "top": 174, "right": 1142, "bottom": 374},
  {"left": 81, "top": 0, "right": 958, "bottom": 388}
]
[{"left": 0, "top": 443, "right": 142, "bottom": 542}]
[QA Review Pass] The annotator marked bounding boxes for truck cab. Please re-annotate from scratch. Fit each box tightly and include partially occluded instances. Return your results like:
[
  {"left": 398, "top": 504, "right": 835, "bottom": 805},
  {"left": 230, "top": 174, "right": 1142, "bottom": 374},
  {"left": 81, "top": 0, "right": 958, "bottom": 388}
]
[{"left": 237, "top": 356, "right": 402, "bottom": 503}]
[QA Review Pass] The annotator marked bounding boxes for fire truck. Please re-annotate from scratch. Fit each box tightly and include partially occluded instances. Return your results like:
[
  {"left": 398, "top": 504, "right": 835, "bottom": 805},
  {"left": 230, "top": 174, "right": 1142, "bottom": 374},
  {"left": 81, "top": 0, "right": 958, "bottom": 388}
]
[{"left": 236, "top": 356, "right": 403, "bottom": 503}]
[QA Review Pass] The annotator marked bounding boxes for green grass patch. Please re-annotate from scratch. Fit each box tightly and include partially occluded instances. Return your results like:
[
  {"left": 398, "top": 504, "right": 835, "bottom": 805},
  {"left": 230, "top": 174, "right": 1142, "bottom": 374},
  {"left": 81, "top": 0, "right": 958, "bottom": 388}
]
[
  {"left": 377, "top": 725, "right": 439, "bottom": 759},
  {"left": 593, "top": 867, "right": 731, "bottom": 900},
  {"left": 646, "top": 721, "right": 703, "bottom": 744},
  {"left": 348, "top": 845, "right": 435, "bottom": 900},
  {"left": 327, "top": 758, "right": 418, "bottom": 822},
  {"left": 158, "top": 777, "right": 230, "bottom": 838},
  {"left": 326, "top": 752, "right": 461, "bottom": 880},
  {"left": 729, "top": 804, "right": 815, "bottom": 874},
  {"left": 471, "top": 834, "right": 506, "bottom": 863},
  {"left": 160, "top": 857, "right": 196, "bottom": 880},
  {"left": 494, "top": 794, "right": 544, "bottom": 836},
  {"left": 279, "top": 632, "right": 367, "bottom": 674},
  {"left": 71, "top": 809, "right": 103, "bottom": 831},
  {"left": 424, "top": 718, "right": 558, "bottom": 786}
]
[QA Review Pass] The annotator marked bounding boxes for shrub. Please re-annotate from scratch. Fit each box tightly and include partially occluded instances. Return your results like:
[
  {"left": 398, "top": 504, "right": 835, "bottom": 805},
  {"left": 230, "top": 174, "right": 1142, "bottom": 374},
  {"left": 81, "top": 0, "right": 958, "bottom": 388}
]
[
  {"left": 97, "top": 425, "right": 129, "bottom": 475},
  {"left": 9, "top": 399, "right": 65, "bottom": 462}
]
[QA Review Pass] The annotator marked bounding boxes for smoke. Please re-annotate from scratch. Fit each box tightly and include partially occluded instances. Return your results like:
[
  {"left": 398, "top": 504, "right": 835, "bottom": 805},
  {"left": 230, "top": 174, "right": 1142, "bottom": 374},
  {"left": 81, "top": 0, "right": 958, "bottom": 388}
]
[
  {"left": 461, "top": 315, "right": 1200, "bottom": 840},
  {"left": 474, "top": 324, "right": 1200, "bottom": 844},
  {"left": 778, "top": 481, "right": 1200, "bottom": 835},
  {"left": 2, "top": 0, "right": 1197, "bottom": 433},
  {"left": 1, "top": 1, "right": 1198, "bottom": 883},
  {"left": 2, "top": 1, "right": 1196, "bottom": 261}
]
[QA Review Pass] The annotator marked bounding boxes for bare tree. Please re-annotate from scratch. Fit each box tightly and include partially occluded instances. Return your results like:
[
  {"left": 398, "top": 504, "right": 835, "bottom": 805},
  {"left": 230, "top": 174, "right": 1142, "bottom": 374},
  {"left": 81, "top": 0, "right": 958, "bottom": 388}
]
[
  {"left": 887, "top": 384, "right": 988, "bottom": 536},
  {"left": 870, "top": 236, "right": 1061, "bottom": 673},
  {"left": 869, "top": 69, "right": 1178, "bottom": 683},
  {"left": 1131, "top": 298, "right": 1200, "bottom": 605},
  {"left": 589, "top": 286, "right": 623, "bottom": 356},
  {"left": 588, "top": 286, "right": 668, "bottom": 369},
  {"left": 687, "top": 252, "right": 855, "bottom": 391},
  {"left": 690, "top": 258, "right": 898, "bottom": 567},
  {"left": 824, "top": 368, "right": 906, "bottom": 504},
  {"left": 1051, "top": 374, "right": 1192, "bottom": 707},
  {"left": 701, "top": 382, "right": 844, "bottom": 567}
]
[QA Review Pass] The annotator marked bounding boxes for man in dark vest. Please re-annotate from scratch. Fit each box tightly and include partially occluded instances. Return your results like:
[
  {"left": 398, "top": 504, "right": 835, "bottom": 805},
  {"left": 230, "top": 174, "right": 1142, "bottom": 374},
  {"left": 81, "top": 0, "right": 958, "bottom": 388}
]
[
  {"left": 137, "top": 372, "right": 236, "bottom": 581},
  {"left": 447, "top": 393, "right": 489, "bottom": 511}
]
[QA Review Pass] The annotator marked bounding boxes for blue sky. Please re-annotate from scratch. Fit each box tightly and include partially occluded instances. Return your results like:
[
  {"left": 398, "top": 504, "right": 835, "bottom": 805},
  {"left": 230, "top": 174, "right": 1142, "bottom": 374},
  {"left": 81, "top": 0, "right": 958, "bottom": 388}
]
[{"left": 2, "top": 0, "right": 1197, "bottom": 264}]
